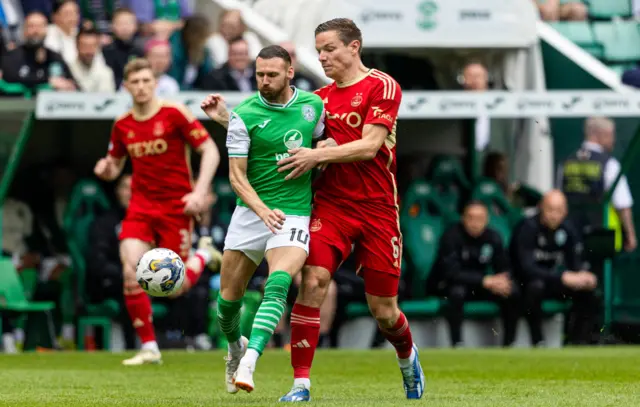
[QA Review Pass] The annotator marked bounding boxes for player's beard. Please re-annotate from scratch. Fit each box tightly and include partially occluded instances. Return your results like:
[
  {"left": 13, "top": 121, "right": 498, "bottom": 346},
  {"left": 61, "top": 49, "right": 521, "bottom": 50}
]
[{"left": 259, "top": 83, "right": 287, "bottom": 103}]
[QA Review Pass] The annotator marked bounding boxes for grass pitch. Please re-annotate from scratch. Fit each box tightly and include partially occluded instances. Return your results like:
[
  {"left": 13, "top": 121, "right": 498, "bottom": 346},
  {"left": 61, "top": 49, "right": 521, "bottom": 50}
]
[{"left": 1, "top": 347, "right": 639, "bottom": 407}]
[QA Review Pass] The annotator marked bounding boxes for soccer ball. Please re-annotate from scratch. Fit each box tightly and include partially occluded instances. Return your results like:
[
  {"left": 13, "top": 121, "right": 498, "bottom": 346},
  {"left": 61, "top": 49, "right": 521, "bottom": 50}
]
[{"left": 135, "top": 248, "right": 185, "bottom": 297}]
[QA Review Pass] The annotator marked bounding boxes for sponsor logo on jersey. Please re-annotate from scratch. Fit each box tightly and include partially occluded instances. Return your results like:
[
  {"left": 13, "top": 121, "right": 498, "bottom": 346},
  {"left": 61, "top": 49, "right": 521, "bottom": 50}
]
[
  {"left": 126, "top": 139, "right": 168, "bottom": 158},
  {"left": 310, "top": 219, "right": 322, "bottom": 232},
  {"left": 372, "top": 106, "right": 394, "bottom": 123},
  {"left": 284, "top": 129, "right": 303, "bottom": 149},
  {"left": 153, "top": 121, "right": 164, "bottom": 137},
  {"left": 326, "top": 110, "right": 362, "bottom": 128},
  {"left": 351, "top": 93, "right": 363, "bottom": 107},
  {"left": 302, "top": 105, "right": 316, "bottom": 122}
]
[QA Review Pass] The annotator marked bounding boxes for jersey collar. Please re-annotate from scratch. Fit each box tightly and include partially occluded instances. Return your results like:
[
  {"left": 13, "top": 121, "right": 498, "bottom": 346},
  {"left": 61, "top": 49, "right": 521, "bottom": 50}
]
[{"left": 258, "top": 86, "right": 298, "bottom": 109}]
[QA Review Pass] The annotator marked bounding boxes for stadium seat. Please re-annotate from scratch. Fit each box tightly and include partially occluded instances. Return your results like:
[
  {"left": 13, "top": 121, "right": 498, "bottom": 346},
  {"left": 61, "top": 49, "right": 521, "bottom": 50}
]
[
  {"left": 593, "top": 21, "right": 640, "bottom": 62},
  {"left": 428, "top": 156, "right": 471, "bottom": 214},
  {"left": 548, "top": 21, "right": 596, "bottom": 47},
  {"left": 401, "top": 181, "right": 450, "bottom": 300},
  {"left": 0, "top": 258, "right": 57, "bottom": 347},
  {"left": 588, "top": 0, "right": 632, "bottom": 19},
  {"left": 471, "top": 178, "right": 522, "bottom": 244}
]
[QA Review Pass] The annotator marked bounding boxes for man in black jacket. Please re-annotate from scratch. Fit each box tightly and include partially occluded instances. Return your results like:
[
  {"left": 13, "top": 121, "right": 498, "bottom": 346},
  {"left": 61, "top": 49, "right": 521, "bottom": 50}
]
[
  {"left": 435, "top": 201, "right": 519, "bottom": 347},
  {"left": 200, "top": 37, "right": 256, "bottom": 91},
  {"left": 87, "top": 174, "right": 131, "bottom": 303},
  {"left": 102, "top": 8, "right": 144, "bottom": 88},
  {"left": 511, "top": 190, "right": 598, "bottom": 345},
  {"left": 1, "top": 11, "right": 76, "bottom": 92}
]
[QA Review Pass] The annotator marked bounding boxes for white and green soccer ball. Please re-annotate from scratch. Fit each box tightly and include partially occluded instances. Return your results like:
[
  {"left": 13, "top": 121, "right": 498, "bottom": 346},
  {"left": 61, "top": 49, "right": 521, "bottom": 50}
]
[{"left": 135, "top": 248, "right": 185, "bottom": 297}]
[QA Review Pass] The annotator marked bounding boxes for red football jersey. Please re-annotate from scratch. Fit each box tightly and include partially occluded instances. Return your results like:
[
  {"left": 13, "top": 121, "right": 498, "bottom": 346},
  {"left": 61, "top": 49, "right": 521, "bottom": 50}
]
[
  {"left": 107, "top": 102, "right": 210, "bottom": 215},
  {"left": 314, "top": 69, "right": 401, "bottom": 207}
]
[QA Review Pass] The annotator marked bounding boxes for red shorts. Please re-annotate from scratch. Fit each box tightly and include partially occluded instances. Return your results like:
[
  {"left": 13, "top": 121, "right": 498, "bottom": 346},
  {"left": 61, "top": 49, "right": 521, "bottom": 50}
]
[
  {"left": 120, "top": 210, "right": 193, "bottom": 260},
  {"left": 306, "top": 197, "right": 402, "bottom": 297}
]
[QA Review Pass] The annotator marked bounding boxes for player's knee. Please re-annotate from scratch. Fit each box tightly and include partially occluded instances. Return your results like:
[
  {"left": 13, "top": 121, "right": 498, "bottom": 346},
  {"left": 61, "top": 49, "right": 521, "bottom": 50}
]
[
  {"left": 367, "top": 296, "right": 400, "bottom": 328},
  {"left": 298, "top": 266, "right": 332, "bottom": 306}
]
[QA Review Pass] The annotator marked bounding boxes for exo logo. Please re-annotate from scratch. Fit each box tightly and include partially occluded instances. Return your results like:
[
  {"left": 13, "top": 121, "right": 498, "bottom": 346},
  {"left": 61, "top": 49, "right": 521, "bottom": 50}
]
[
  {"left": 127, "top": 139, "right": 168, "bottom": 158},
  {"left": 326, "top": 110, "right": 362, "bottom": 128}
]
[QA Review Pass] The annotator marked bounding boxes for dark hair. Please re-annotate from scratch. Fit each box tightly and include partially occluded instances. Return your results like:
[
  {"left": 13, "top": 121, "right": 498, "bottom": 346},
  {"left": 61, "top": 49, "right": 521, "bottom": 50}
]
[
  {"left": 77, "top": 27, "right": 99, "bottom": 42},
  {"left": 53, "top": 0, "right": 77, "bottom": 14},
  {"left": 314, "top": 18, "right": 363, "bottom": 53},
  {"left": 256, "top": 45, "right": 291, "bottom": 65},
  {"left": 182, "top": 14, "right": 211, "bottom": 64},
  {"left": 483, "top": 151, "right": 507, "bottom": 179}
]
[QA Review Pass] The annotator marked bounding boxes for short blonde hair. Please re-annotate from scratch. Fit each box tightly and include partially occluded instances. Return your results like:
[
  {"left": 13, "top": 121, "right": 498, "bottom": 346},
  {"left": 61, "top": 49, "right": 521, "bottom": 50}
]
[
  {"left": 123, "top": 58, "right": 152, "bottom": 81},
  {"left": 584, "top": 116, "right": 614, "bottom": 138}
]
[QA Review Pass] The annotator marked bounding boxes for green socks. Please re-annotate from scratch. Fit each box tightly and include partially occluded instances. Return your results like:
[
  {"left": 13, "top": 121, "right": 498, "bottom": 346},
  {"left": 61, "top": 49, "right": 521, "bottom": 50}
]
[
  {"left": 216, "top": 294, "right": 242, "bottom": 344},
  {"left": 247, "top": 271, "right": 292, "bottom": 354}
]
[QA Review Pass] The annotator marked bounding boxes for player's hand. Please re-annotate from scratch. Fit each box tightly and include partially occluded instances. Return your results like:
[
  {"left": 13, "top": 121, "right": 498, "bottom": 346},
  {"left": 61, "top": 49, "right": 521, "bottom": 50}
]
[
  {"left": 94, "top": 157, "right": 117, "bottom": 181},
  {"left": 316, "top": 138, "right": 336, "bottom": 171},
  {"left": 182, "top": 189, "right": 207, "bottom": 216},
  {"left": 277, "top": 147, "right": 320, "bottom": 180},
  {"left": 201, "top": 94, "right": 229, "bottom": 124},
  {"left": 259, "top": 208, "right": 286, "bottom": 234}
]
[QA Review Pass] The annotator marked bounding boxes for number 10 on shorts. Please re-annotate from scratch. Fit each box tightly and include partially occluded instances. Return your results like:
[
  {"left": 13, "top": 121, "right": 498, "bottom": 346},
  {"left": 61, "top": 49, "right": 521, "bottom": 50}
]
[{"left": 290, "top": 228, "right": 309, "bottom": 244}]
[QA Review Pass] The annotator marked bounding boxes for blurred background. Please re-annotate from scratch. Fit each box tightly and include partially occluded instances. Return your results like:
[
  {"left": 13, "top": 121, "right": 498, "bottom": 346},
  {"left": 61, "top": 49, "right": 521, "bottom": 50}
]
[{"left": 2, "top": 0, "right": 640, "bottom": 354}]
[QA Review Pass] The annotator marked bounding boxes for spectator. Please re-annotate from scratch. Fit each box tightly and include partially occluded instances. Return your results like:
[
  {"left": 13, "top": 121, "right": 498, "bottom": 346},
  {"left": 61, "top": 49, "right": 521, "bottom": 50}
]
[
  {"left": 87, "top": 174, "right": 130, "bottom": 305},
  {"left": 206, "top": 9, "right": 261, "bottom": 68},
  {"left": 168, "top": 14, "right": 213, "bottom": 90},
  {"left": 435, "top": 201, "right": 519, "bottom": 347},
  {"left": 44, "top": 0, "right": 80, "bottom": 64},
  {"left": 200, "top": 37, "right": 256, "bottom": 92},
  {"left": 558, "top": 117, "right": 637, "bottom": 253},
  {"left": 279, "top": 41, "right": 319, "bottom": 92},
  {"left": 68, "top": 27, "right": 115, "bottom": 92},
  {"left": 511, "top": 190, "right": 598, "bottom": 345},
  {"left": 121, "top": 0, "right": 191, "bottom": 40},
  {"left": 79, "top": 0, "right": 122, "bottom": 42},
  {"left": 461, "top": 61, "right": 491, "bottom": 152},
  {"left": 1, "top": 11, "right": 76, "bottom": 92},
  {"left": 144, "top": 38, "right": 179, "bottom": 95},
  {"left": 535, "top": 0, "right": 587, "bottom": 21},
  {"left": 103, "top": 8, "right": 144, "bottom": 88}
]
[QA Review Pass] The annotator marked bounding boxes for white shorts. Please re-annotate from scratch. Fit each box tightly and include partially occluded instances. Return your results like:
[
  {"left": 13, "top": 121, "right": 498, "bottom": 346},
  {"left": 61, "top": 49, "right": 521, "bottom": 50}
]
[{"left": 223, "top": 206, "right": 310, "bottom": 265}]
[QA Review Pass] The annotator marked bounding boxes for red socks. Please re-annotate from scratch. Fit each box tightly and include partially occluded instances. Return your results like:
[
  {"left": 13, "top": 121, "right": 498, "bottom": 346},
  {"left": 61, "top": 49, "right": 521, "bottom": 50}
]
[
  {"left": 124, "top": 291, "right": 156, "bottom": 344},
  {"left": 379, "top": 312, "right": 413, "bottom": 359},
  {"left": 185, "top": 254, "right": 206, "bottom": 287},
  {"left": 290, "top": 304, "right": 321, "bottom": 378}
]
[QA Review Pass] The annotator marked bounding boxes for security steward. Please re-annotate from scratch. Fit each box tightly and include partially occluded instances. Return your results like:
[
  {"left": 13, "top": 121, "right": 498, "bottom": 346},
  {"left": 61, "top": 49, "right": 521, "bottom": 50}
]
[
  {"left": 558, "top": 117, "right": 636, "bottom": 253},
  {"left": 511, "top": 190, "right": 599, "bottom": 346},
  {"left": 434, "top": 201, "right": 519, "bottom": 347}
]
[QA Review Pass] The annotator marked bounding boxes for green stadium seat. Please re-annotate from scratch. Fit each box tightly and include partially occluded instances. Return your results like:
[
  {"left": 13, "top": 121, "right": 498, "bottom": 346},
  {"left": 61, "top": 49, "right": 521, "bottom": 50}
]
[
  {"left": 593, "top": 21, "right": 640, "bottom": 62},
  {"left": 400, "top": 298, "right": 443, "bottom": 318},
  {"left": 401, "top": 181, "right": 450, "bottom": 299},
  {"left": 0, "top": 258, "right": 57, "bottom": 346},
  {"left": 428, "top": 156, "right": 471, "bottom": 214},
  {"left": 588, "top": 0, "right": 632, "bottom": 18},
  {"left": 471, "top": 178, "right": 522, "bottom": 244},
  {"left": 581, "top": 44, "right": 605, "bottom": 59},
  {"left": 548, "top": 21, "right": 596, "bottom": 47},
  {"left": 463, "top": 301, "right": 500, "bottom": 318}
]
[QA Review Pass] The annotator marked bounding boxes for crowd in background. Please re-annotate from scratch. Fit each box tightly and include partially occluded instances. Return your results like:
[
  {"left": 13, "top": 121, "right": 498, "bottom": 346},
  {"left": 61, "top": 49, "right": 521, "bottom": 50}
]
[{"left": 0, "top": 1, "right": 320, "bottom": 95}]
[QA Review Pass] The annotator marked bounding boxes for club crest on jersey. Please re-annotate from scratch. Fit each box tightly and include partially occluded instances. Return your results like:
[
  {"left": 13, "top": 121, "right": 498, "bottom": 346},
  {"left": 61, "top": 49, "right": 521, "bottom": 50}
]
[
  {"left": 284, "top": 129, "right": 303, "bottom": 149},
  {"left": 153, "top": 121, "right": 164, "bottom": 137},
  {"left": 310, "top": 219, "right": 322, "bottom": 232},
  {"left": 127, "top": 131, "right": 135, "bottom": 139},
  {"left": 351, "top": 93, "right": 363, "bottom": 107},
  {"left": 302, "top": 105, "right": 315, "bottom": 122}
]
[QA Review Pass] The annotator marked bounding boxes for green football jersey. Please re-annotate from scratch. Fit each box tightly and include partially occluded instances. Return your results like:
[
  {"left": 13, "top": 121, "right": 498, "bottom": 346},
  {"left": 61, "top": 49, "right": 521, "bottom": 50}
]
[{"left": 226, "top": 87, "right": 325, "bottom": 216}]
